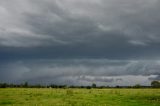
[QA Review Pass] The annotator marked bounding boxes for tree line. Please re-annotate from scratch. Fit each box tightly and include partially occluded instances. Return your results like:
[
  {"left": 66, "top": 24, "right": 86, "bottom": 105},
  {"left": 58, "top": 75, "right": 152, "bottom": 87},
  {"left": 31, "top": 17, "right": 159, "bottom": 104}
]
[{"left": 0, "top": 81, "right": 160, "bottom": 88}]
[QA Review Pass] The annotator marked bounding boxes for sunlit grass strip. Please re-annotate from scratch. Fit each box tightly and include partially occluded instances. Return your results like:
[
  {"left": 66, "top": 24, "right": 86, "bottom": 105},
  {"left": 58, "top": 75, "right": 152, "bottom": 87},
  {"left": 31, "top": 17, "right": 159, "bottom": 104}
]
[{"left": 0, "top": 88, "right": 160, "bottom": 106}]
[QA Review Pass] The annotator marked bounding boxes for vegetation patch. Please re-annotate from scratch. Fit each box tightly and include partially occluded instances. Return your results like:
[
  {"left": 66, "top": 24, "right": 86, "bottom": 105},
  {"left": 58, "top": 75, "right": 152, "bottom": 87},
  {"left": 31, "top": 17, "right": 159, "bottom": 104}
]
[{"left": 0, "top": 88, "right": 160, "bottom": 106}]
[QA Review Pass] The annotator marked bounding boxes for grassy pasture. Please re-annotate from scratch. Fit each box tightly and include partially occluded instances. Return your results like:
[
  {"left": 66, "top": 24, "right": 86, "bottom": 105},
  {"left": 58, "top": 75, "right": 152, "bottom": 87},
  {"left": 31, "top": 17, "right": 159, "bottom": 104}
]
[{"left": 0, "top": 88, "right": 160, "bottom": 106}]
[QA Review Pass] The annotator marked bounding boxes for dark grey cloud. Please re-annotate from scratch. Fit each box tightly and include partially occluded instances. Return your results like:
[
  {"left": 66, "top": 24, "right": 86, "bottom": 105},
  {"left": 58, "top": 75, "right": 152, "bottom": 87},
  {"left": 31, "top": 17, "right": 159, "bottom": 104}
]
[
  {"left": 0, "top": 59, "right": 159, "bottom": 85},
  {"left": 0, "top": 0, "right": 160, "bottom": 86},
  {"left": 0, "top": 0, "right": 160, "bottom": 60},
  {"left": 0, "top": 0, "right": 160, "bottom": 48}
]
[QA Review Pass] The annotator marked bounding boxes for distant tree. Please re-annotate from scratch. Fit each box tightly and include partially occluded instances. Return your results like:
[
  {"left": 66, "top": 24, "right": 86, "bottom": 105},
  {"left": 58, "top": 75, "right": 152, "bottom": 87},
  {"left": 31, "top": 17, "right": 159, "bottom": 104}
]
[
  {"left": 80, "top": 86, "right": 84, "bottom": 88},
  {"left": 116, "top": 85, "right": 120, "bottom": 88},
  {"left": 86, "top": 86, "right": 91, "bottom": 89},
  {"left": 151, "top": 81, "right": 160, "bottom": 88},
  {"left": 133, "top": 84, "right": 141, "bottom": 88},
  {"left": 92, "top": 83, "right": 96, "bottom": 88},
  {"left": 24, "top": 82, "right": 28, "bottom": 88},
  {"left": 98, "top": 86, "right": 106, "bottom": 89},
  {"left": 0, "top": 83, "right": 7, "bottom": 88}
]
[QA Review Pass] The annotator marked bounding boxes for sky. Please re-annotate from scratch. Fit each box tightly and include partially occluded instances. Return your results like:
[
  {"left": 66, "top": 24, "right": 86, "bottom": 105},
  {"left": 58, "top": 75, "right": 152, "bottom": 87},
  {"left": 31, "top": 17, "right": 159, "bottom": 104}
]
[{"left": 0, "top": 0, "right": 160, "bottom": 86}]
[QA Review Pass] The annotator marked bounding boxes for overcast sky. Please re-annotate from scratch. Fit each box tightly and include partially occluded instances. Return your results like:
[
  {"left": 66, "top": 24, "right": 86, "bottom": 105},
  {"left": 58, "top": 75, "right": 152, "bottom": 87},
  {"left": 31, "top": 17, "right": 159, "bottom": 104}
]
[{"left": 0, "top": 0, "right": 160, "bottom": 86}]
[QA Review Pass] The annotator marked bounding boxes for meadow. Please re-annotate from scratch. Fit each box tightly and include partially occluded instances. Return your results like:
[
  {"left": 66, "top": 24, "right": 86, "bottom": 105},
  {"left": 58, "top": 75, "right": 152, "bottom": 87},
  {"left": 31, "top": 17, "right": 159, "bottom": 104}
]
[{"left": 0, "top": 88, "right": 160, "bottom": 106}]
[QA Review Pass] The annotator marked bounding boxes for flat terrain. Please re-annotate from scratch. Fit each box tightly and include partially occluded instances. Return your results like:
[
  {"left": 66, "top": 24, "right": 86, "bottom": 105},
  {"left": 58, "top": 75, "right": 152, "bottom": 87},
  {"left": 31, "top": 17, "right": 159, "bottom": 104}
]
[{"left": 0, "top": 88, "right": 160, "bottom": 106}]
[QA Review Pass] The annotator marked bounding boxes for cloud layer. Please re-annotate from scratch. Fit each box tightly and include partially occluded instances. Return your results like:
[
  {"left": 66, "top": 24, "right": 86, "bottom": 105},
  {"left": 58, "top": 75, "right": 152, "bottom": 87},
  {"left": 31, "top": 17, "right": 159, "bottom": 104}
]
[
  {"left": 0, "top": 0, "right": 160, "bottom": 85},
  {"left": 0, "top": 0, "right": 160, "bottom": 47},
  {"left": 0, "top": 59, "right": 159, "bottom": 86}
]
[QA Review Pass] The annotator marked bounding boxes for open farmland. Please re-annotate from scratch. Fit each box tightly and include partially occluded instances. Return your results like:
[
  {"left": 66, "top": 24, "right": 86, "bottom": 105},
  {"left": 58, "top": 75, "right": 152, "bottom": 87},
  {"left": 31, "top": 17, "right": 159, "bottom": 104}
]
[{"left": 0, "top": 88, "right": 160, "bottom": 106}]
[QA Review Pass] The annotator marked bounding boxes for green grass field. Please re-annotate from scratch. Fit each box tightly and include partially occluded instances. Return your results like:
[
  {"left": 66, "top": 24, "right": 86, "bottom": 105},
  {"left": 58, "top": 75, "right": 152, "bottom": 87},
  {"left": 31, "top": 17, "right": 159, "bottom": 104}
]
[{"left": 0, "top": 88, "right": 160, "bottom": 106}]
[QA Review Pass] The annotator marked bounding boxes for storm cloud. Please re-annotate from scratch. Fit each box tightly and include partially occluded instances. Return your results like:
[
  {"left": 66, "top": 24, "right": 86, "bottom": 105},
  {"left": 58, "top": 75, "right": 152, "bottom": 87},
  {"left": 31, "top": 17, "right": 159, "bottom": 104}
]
[
  {"left": 0, "top": 0, "right": 160, "bottom": 86},
  {"left": 0, "top": 59, "right": 160, "bottom": 86},
  {"left": 0, "top": 0, "right": 160, "bottom": 47}
]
